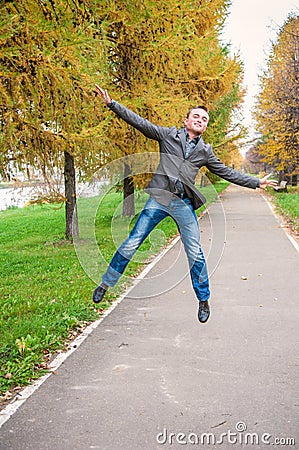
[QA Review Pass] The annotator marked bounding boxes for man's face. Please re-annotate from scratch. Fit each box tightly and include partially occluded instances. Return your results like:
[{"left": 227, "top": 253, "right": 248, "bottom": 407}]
[{"left": 184, "top": 108, "right": 209, "bottom": 136}]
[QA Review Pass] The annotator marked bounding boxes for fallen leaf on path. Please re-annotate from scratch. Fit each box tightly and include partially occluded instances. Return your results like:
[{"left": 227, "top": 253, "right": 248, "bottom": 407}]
[{"left": 1, "top": 391, "right": 13, "bottom": 400}]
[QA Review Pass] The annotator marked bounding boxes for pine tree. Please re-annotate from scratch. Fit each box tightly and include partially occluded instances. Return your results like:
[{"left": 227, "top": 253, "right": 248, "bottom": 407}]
[
  {"left": 96, "top": 0, "right": 244, "bottom": 215},
  {"left": 1, "top": 0, "right": 246, "bottom": 228},
  {"left": 0, "top": 0, "right": 110, "bottom": 237}
]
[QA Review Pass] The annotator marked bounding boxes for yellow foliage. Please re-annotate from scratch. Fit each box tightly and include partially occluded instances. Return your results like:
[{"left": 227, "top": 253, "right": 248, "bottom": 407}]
[
  {"left": 0, "top": 0, "right": 110, "bottom": 177},
  {"left": 0, "top": 0, "right": 244, "bottom": 185},
  {"left": 254, "top": 14, "right": 299, "bottom": 175}
]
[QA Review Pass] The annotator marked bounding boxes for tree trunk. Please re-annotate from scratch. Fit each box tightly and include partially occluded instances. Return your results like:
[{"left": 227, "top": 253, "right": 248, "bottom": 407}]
[
  {"left": 64, "top": 151, "right": 79, "bottom": 239},
  {"left": 122, "top": 162, "right": 135, "bottom": 217},
  {"left": 278, "top": 170, "right": 285, "bottom": 183}
]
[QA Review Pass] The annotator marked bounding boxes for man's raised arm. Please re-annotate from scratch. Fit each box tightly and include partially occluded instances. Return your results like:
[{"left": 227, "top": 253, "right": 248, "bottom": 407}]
[{"left": 94, "top": 84, "right": 171, "bottom": 141}]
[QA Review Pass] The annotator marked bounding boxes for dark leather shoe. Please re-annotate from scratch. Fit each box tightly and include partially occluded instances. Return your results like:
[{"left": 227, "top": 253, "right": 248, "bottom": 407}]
[
  {"left": 198, "top": 301, "right": 210, "bottom": 323},
  {"left": 92, "top": 285, "right": 107, "bottom": 303}
]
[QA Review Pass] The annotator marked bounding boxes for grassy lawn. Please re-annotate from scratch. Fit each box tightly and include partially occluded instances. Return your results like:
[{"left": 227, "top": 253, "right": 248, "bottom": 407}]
[
  {"left": 268, "top": 186, "right": 299, "bottom": 234},
  {"left": 0, "top": 180, "right": 228, "bottom": 399}
]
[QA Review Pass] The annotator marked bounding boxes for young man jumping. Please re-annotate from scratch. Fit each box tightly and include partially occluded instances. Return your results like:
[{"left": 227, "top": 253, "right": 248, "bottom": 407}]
[{"left": 92, "top": 85, "right": 277, "bottom": 323}]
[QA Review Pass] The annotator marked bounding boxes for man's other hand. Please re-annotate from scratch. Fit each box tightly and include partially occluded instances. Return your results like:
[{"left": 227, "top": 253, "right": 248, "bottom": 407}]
[
  {"left": 95, "top": 85, "right": 112, "bottom": 105},
  {"left": 259, "top": 174, "right": 278, "bottom": 189}
]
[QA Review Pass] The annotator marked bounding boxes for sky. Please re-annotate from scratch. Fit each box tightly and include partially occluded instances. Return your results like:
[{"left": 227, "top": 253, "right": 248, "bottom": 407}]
[{"left": 222, "top": 0, "right": 298, "bottom": 132}]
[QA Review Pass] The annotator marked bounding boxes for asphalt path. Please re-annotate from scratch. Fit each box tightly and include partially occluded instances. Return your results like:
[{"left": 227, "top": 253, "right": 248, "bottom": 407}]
[{"left": 0, "top": 185, "right": 298, "bottom": 450}]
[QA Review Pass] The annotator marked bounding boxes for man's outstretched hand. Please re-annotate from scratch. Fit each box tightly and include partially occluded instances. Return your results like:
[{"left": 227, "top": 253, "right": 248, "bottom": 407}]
[
  {"left": 259, "top": 174, "right": 278, "bottom": 189},
  {"left": 95, "top": 84, "right": 112, "bottom": 105}
]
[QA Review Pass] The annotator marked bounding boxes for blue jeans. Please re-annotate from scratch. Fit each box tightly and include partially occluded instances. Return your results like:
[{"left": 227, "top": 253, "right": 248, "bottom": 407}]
[{"left": 102, "top": 196, "right": 210, "bottom": 302}]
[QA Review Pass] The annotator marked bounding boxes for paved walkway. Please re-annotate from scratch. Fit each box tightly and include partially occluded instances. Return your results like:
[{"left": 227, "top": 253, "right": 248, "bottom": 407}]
[{"left": 1, "top": 186, "right": 298, "bottom": 450}]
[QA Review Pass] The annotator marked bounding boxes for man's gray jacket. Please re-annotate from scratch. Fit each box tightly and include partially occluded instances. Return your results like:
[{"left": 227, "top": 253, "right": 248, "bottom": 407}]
[{"left": 108, "top": 101, "right": 260, "bottom": 209}]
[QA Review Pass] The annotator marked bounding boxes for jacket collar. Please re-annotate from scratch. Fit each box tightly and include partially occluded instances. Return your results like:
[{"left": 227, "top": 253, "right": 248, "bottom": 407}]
[
  {"left": 178, "top": 128, "right": 205, "bottom": 157},
  {"left": 178, "top": 128, "right": 186, "bottom": 154}
]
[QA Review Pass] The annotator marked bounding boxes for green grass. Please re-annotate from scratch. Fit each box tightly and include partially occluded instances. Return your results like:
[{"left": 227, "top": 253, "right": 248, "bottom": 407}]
[
  {"left": 268, "top": 186, "right": 299, "bottom": 233},
  {"left": 0, "top": 181, "right": 228, "bottom": 397}
]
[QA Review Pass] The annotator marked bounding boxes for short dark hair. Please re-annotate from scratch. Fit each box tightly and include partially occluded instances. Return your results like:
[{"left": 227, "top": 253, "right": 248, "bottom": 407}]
[{"left": 186, "top": 105, "right": 209, "bottom": 118}]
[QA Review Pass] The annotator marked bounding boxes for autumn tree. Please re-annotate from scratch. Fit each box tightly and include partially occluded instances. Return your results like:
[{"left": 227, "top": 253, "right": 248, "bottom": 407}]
[
  {"left": 1, "top": 0, "right": 246, "bottom": 230},
  {"left": 0, "top": 0, "right": 111, "bottom": 238},
  {"left": 243, "top": 146, "right": 267, "bottom": 174},
  {"left": 254, "top": 14, "right": 299, "bottom": 183},
  {"left": 96, "top": 0, "right": 245, "bottom": 215}
]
